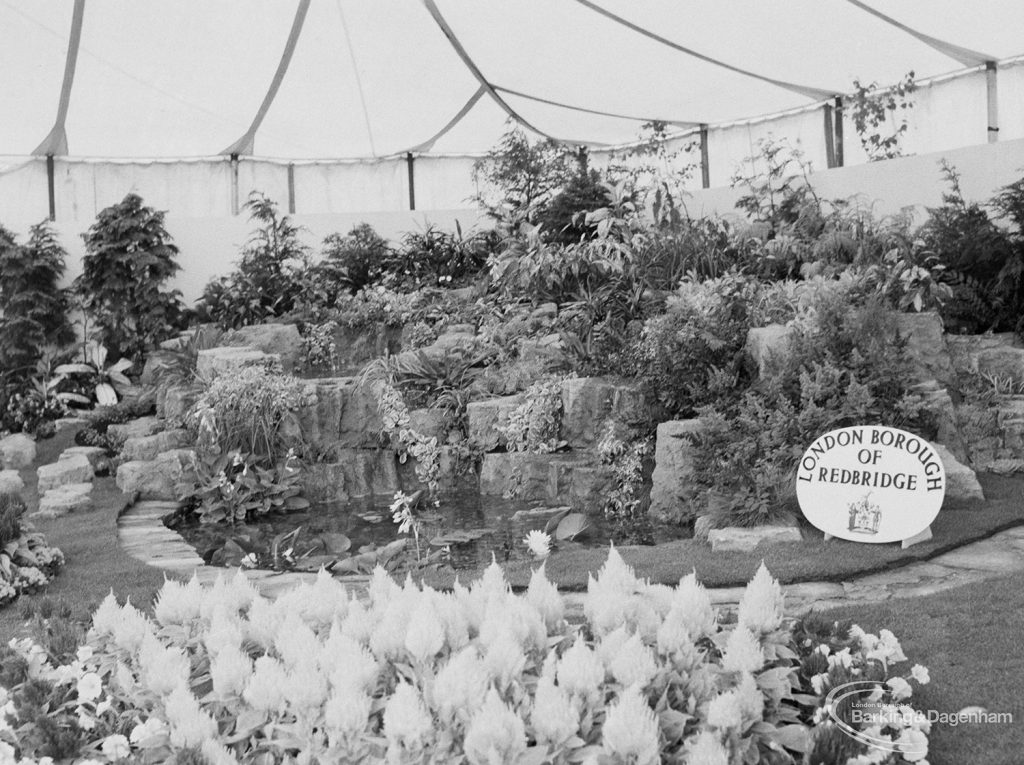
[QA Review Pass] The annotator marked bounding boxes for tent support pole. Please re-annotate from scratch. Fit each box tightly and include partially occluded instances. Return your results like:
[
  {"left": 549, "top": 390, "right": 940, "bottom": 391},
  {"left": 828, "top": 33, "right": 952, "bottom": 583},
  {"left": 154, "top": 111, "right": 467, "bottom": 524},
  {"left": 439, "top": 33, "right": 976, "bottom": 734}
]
[
  {"left": 823, "top": 103, "right": 836, "bottom": 168},
  {"left": 986, "top": 62, "right": 999, "bottom": 143},
  {"left": 46, "top": 155, "right": 56, "bottom": 221},
  {"left": 699, "top": 124, "right": 710, "bottom": 189},
  {"left": 287, "top": 163, "right": 296, "bottom": 214},
  {"left": 833, "top": 97, "right": 845, "bottom": 168},
  {"left": 230, "top": 155, "right": 240, "bottom": 216},
  {"left": 406, "top": 153, "right": 416, "bottom": 211}
]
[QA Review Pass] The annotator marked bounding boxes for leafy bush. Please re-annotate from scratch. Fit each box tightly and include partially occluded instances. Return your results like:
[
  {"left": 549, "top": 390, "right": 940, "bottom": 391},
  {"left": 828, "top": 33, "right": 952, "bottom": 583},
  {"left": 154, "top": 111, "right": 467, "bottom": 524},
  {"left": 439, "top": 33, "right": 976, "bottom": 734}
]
[
  {"left": 199, "top": 192, "right": 309, "bottom": 328},
  {"left": 302, "top": 223, "right": 392, "bottom": 307},
  {"left": 0, "top": 221, "right": 75, "bottom": 379},
  {"left": 0, "top": 493, "right": 64, "bottom": 607},
  {"left": 179, "top": 449, "right": 307, "bottom": 525},
  {"left": 473, "top": 125, "right": 579, "bottom": 216},
  {"left": 385, "top": 224, "right": 496, "bottom": 292},
  {"left": 690, "top": 292, "right": 926, "bottom": 527},
  {"left": 76, "top": 193, "right": 187, "bottom": 363},
  {"left": 189, "top": 366, "right": 308, "bottom": 462},
  {"left": 850, "top": 71, "right": 917, "bottom": 161},
  {"left": 535, "top": 170, "right": 610, "bottom": 245},
  {"left": 0, "top": 553, "right": 933, "bottom": 764}
]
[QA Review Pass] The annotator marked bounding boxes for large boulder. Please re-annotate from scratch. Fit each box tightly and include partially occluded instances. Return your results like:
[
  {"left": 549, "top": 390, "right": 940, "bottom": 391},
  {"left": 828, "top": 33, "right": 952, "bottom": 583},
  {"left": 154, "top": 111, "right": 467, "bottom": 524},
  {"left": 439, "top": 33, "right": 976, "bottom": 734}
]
[
  {"left": 976, "top": 346, "right": 1024, "bottom": 385},
  {"left": 478, "top": 452, "right": 612, "bottom": 508},
  {"left": 0, "top": 433, "right": 36, "bottom": 470},
  {"left": 745, "top": 325, "right": 794, "bottom": 379},
  {"left": 946, "top": 332, "right": 1023, "bottom": 377},
  {"left": 196, "top": 347, "right": 281, "bottom": 382},
  {"left": 0, "top": 470, "right": 25, "bottom": 495},
  {"left": 467, "top": 394, "right": 524, "bottom": 451},
  {"left": 37, "top": 454, "right": 93, "bottom": 493},
  {"left": 330, "top": 323, "right": 403, "bottom": 373},
  {"left": 914, "top": 383, "right": 969, "bottom": 463},
  {"left": 649, "top": 419, "right": 703, "bottom": 524},
  {"left": 59, "top": 446, "right": 107, "bottom": 469},
  {"left": 408, "top": 409, "right": 447, "bottom": 441},
  {"left": 935, "top": 443, "right": 984, "bottom": 501},
  {"left": 161, "top": 384, "right": 202, "bottom": 423},
  {"left": 560, "top": 377, "right": 652, "bottom": 448},
  {"left": 287, "top": 377, "right": 382, "bottom": 453},
  {"left": 116, "top": 449, "right": 196, "bottom": 501},
  {"left": 223, "top": 323, "right": 303, "bottom": 373},
  {"left": 121, "top": 429, "right": 192, "bottom": 462},
  {"left": 299, "top": 450, "right": 401, "bottom": 502},
  {"left": 894, "top": 312, "right": 954, "bottom": 386},
  {"left": 34, "top": 483, "right": 93, "bottom": 519}
]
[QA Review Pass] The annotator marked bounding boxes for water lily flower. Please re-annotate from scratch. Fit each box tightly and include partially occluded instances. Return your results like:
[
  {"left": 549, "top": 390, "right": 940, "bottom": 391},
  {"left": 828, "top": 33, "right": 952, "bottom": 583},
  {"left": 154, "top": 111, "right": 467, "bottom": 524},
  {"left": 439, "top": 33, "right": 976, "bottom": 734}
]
[
  {"left": 464, "top": 689, "right": 528, "bottom": 765},
  {"left": 601, "top": 685, "right": 660, "bottom": 765},
  {"left": 524, "top": 529, "right": 551, "bottom": 559}
]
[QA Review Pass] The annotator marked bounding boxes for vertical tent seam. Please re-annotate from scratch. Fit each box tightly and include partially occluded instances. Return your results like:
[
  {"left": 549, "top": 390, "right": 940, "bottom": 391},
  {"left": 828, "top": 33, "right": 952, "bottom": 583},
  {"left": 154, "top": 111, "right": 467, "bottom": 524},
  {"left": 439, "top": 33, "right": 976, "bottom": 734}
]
[
  {"left": 33, "top": 0, "right": 86, "bottom": 157},
  {"left": 221, "top": 0, "right": 312, "bottom": 156}
]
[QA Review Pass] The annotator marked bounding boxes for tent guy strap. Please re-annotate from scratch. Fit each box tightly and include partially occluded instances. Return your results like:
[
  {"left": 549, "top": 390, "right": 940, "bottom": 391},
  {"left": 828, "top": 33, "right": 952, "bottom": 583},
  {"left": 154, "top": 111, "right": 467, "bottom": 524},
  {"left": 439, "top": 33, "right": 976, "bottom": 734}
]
[
  {"left": 570, "top": 0, "right": 836, "bottom": 102},
  {"left": 493, "top": 85, "right": 700, "bottom": 129},
  {"left": 32, "top": 0, "right": 85, "bottom": 156},
  {"left": 843, "top": 0, "right": 994, "bottom": 68},
  {"left": 403, "top": 86, "right": 487, "bottom": 154},
  {"left": 221, "top": 0, "right": 311, "bottom": 156},
  {"left": 420, "top": 0, "right": 594, "bottom": 146}
]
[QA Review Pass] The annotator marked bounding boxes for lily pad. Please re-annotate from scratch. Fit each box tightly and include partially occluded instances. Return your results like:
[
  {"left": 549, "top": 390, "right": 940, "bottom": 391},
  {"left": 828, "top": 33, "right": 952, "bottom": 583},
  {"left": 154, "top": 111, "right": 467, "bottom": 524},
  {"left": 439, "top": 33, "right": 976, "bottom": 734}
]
[{"left": 554, "top": 512, "right": 592, "bottom": 541}]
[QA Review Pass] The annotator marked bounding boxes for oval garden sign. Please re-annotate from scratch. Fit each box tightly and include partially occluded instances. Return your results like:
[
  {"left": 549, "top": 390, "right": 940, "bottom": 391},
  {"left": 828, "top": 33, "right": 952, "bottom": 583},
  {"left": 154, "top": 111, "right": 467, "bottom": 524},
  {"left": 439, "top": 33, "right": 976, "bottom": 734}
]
[{"left": 796, "top": 425, "right": 946, "bottom": 544}]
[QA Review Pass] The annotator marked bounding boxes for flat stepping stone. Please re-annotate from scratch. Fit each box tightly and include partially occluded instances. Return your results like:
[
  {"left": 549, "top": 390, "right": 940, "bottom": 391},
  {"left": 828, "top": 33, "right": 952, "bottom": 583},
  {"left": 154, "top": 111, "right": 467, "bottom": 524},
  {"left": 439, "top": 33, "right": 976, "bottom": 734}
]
[
  {"left": 931, "top": 545, "right": 1024, "bottom": 573},
  {"left": 0, "top": 469, "right": 25, "bottom": 495},
  {"left": 0, "top": 433, "right": 35, "bottom": 470},
  {"left": 34, "top": 482, "right": 93, "bottom": 519},
  {"left": 37, "top": 454, "right": 93, "bottom": 493},
  {"left": 708, "top": 524, "right": 802, "bottom": 552},
  {"left": 108, "top": 416, "right": 163, "bottom": 442},
  {"left": 121, "top": 429, "right": 191, "bottom": 462},
  {"left": 60, "top": 446, "right": 107, "bottom": 469}
]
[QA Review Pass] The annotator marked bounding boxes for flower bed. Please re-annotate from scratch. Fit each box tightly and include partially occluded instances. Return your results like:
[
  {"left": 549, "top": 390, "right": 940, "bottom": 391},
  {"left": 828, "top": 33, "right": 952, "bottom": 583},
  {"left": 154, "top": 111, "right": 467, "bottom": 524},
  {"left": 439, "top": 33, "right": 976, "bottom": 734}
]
[
  {"left": 1, "top": 551, "right": 931, "bottom": 764},
  {"left": 0, "top": 493, "right": 64, "bottom": 607}
]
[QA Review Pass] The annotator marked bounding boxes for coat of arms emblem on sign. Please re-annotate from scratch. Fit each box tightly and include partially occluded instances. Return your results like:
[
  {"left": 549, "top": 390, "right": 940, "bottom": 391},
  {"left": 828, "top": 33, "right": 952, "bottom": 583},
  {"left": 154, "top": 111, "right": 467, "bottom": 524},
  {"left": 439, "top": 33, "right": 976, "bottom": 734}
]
[{"left": 847, "top": 493, "right": 881, "bottom": 535}]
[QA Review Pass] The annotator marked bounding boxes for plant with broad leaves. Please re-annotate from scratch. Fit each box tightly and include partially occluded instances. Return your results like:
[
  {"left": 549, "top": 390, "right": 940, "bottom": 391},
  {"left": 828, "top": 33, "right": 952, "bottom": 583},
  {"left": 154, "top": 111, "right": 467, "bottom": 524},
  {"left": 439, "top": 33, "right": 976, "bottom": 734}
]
[{"left": 52, "top": 343, "right": 133, "bottom": 407}]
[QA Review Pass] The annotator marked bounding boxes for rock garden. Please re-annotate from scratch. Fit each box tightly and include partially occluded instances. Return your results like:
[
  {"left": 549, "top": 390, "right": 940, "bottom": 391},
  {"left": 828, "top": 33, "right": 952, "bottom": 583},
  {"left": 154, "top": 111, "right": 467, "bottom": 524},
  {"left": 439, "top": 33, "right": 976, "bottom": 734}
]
[{"left": 2, "top": 137, "right": 1024, "bottom": 763}]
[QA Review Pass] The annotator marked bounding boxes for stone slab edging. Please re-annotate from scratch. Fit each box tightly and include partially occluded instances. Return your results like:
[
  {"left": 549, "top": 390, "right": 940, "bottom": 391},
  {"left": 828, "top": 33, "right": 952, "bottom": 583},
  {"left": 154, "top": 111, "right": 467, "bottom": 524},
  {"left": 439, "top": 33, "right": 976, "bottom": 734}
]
[{"left": 117, "top": 501, "right": 1024, "bottom": 617}]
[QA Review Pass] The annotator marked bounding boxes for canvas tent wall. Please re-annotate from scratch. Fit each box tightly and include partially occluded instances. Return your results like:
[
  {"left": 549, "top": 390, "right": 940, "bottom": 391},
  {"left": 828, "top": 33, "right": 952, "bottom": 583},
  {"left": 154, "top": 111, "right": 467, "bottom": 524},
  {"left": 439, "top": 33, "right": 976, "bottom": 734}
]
[{"left": 2, "top": 0, "right": 1024, "bottom": 231}]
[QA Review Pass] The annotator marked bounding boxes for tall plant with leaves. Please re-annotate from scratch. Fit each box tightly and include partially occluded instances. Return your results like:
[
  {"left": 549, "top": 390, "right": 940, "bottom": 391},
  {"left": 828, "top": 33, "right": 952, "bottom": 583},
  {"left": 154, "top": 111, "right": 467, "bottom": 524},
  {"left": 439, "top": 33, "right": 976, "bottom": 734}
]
[
  {"left": 0, "top": 221, "right": 75, "bottom": 379},
  {"left": 200, "top": 192, "right": 309, "bottom": 328},
  {"left": 76, "top": 193, "right": 185, "bottom": 363},
  {"left": 850, "top": 71, "right": 917, "bottom": 161}
]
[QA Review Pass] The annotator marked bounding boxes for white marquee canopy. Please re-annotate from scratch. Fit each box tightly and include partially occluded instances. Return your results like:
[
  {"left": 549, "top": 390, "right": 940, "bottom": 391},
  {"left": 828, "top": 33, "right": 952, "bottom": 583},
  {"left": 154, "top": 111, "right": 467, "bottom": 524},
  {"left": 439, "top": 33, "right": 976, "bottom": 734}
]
[{"left": 3, "top": 0, "right": 1024, "bottom": 160}]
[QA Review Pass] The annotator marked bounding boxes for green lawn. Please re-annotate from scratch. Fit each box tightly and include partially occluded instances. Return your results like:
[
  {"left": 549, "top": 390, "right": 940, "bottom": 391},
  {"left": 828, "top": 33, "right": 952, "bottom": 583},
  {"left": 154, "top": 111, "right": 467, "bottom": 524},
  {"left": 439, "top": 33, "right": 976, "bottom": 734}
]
[{"left": 816, "top": 570, "right": 1024, "bottom": 765}]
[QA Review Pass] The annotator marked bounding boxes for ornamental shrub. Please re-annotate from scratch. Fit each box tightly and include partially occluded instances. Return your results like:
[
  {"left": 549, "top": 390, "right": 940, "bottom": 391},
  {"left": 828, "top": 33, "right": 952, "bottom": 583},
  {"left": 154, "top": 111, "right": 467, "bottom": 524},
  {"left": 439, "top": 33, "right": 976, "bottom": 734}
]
[
  {"left": 76, "top": 193, "right": 187, "bottom": 363},
  {"left": 0, "top": 552, "right": 932, "bottom": 764},
  {"left": 0, "top": 221, "right": 75, "bottom": 379},
  {"left": 0, "top": 493, "right": 64, "bottom": 607}
]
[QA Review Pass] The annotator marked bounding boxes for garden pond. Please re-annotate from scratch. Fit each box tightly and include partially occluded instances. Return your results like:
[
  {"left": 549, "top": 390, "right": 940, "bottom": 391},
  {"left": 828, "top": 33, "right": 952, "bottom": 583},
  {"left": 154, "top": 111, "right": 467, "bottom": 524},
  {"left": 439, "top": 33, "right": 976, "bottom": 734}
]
[{"left": 167, "top": 490, "right": 688, "bottom": 576}]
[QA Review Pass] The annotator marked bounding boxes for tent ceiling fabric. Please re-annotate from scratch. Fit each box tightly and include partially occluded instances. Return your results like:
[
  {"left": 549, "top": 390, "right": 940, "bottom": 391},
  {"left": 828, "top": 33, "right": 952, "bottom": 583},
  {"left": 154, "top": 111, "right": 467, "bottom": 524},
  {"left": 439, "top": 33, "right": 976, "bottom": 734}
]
[{"left": 2, "top": 0, "right": 1022, "bottom": 160}]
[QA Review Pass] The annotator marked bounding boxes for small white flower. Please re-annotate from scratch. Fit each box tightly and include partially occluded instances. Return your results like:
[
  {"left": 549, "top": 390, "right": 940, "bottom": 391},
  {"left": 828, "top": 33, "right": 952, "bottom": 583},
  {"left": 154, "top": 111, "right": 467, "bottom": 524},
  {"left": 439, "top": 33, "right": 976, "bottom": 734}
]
[
  {"left": 910, "top": 664, "right": 930, "bottom": 685},
  {"left": 887, "top": 676, "right": 913, "bottom": 700},
  {"left": 76, "top": 672, "right": 102, "bottom": 701},
  {"left": 895, "top": 727, "right": 929, "bottom": 762},
  {"left": 100, "top": 733, "right": 131, "bottom": 760},
  {"left": 129, "top": 717, "right": 169, "bottom": 746},
  {"left": 524, "top": 529, "right": 551, "bottom": 559}
]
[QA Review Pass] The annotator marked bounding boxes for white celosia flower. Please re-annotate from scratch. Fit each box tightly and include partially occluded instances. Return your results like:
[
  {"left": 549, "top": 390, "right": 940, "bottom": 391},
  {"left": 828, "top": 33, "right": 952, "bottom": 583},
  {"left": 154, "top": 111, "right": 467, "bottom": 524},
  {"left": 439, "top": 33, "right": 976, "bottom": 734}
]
[
  {"left": 557, "top": 638, "right": 605, "bottom": 703},
  {"left": 911, "top": 664, "right": 930, "bottom": 685},
  {"left": 670, "top": 572, "right": 717, "bottom": 638},
  {"left": 596, "top": 626, "right": 630, "bottom": 669},
  {"left": 210, "top": 645, "right": 252, "bottom": 698},
  {"left": 302, "top": 568, "right": 349, "bottom": 628},
  {"left": 405, "top": 595, "right": 446, "bottom": 663},
  {"left": 435, "top": 592, "right": 470, "bottom": 652},
  {"left": 325, "top": 626, "right": 380, "bottom": 693},
  {"left": 244, "top": 596, "right": 283, "bottom": 649},
  {"left": 524, "top": 530, "right": 551, "bottom": 559},
  {"left": 368, "top": 565, "right": 401, "bottom": 607},
  {"left": 464, "top": 689, "right": 528, "bottom": 765},
  {"left": 735, "top": 672, "right": 764, "bottom": 723},
  {"left": 203, "top": 606, "right": 244, "bottom": 657},
  {"left": 153, "top": 576, "right": 204, "bottom": 626},
  {"left": 76, "top": 672, "right": 102, "bottom": 702},
  {"left": 706, "top": 689, "right": 743, "bottom": 730},
  {"left": 282, "top": 658, "right": 328, "bottom": 710},
  {"left": 685, "top": 730, "right": 730, "bottom": 765},
  {"left": 601, "top": 685, "right": 660, "bottom": 765},
  {"left": 370, "top": 597, "right": 414, "bottom": 661},
  {"left": 275, "top": 612, "right": 321, "bottom": 668},
  {"left": 584, "top": 581, "right": 633, "bottom": 638},
  {"left": 473, "top": 558, "right": 511, "bottom": 606},
  {"left": 164, "top": 682, "right": 218, "bottom": 748},
  {"left": 608, "top": 632, "right": 658, "bottom": 689},
  {"left": 139, "top": 633, "right": 190, "bottom": 696},
  {"left": 887, "top": 676, "right": 913, "bottom": 700},
  {"left": 243, "top": 656, "right": 288, "bottom": 713},
  {"left": 531, "top": 676, "right": 579, "bottom": 747},
  {"left": 111, "top": 600, "right": 154, "bottom": 653},
  {"left": 596, "top": 545, "right": 639, "bottom": 593},
  {"left": 526, "top": 564, "right": 564, "bottom": 631},
  {"left": 383, "top": 682, "right": 433, "bottom": 751},
  {"left": 129, "top": 717, "right": 169, "bottom": 746},
  {"left": 325, "top": 686, "right": 372, "bottom": 740},
  {"left": 721, "top": 627, "right": 764, "bottom": 674},
  {"left": 340, "top": 596, "right": 376, "bottom": 646},
  {"left": 485, "top": 634, "right": 527, "bottom": 691},
  {"left": 201, "top": 739, "right": 240, "bottom": 765},
  {"left": 737, "top": 562, "right": 784, "bottom": 634},
  {"left": 100, "top": 733, "right": 130, "bottom": 760},
  {"left": 433, "top": 647, "right": 488, "bottom": 722},
  {"left": 90, "top": 593, "right": 122, "bottom": 635}
]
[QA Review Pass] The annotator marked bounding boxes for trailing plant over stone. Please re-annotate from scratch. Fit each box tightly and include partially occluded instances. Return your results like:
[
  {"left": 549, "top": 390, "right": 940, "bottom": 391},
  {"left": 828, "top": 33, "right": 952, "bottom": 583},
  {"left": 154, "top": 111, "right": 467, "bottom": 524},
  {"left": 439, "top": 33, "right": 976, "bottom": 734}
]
[
  {"left": 0, "top": 553, "right": 933, "bottom": 764},
  {"left": 498, "top": 377, "right": 565, "bottom": 453},
  {"left": 76, "top": 193, "right": 186, "bottom": 363}
]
